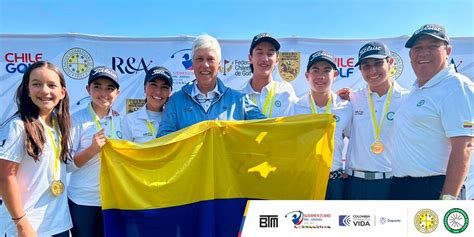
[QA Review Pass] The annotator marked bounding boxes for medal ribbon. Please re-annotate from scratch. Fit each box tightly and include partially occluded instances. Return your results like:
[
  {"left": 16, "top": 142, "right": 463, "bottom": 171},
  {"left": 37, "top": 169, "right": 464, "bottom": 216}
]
[
  {"left": 367, "top": 83, "right": 394, "bottom": 142},
  {"left": 309, "top": 93, "right": 331, "bottom": 114},
  {"left": 145, "top": 120, "right": 157, "bottom": 137},
  {"left": 88, "top": 104, "right": 114, "bottom": 138},
  {"left": 261, "top": 82, "right": 277, "bottom": 117},
  {"left": 44, "top": 117, "right": 61, "bottom": 181}
]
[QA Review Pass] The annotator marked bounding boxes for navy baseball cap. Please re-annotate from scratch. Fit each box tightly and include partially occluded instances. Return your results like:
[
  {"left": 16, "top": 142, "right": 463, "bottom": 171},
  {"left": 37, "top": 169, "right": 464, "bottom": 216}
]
[
  {"left": 354, "top": 41, "right": 391, "bottom": 67},
  {"left": 405, "top": 24, "right": 450, "bottom": 48},
  {"left": 144, "top": 66, "right": 173, "bottom": 88},
  {"left": 307, "top": 50, "right": 337, "bottom": 71},
  {"left": 88, "top": 66, "right": 119, "bottom": 88},
  {"left": 249, "top": 33, "right": 280, "bottom": 54}
]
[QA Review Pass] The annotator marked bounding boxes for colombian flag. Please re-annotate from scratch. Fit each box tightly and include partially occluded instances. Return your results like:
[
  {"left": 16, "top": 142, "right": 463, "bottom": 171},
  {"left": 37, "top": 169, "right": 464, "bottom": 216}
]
[{"left": 100, "top": 114, "right": 335, "bottom": 237}]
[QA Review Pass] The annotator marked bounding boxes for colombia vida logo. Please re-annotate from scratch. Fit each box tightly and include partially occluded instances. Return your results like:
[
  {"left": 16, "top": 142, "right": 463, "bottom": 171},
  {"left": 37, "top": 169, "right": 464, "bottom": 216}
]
[
  {"left": 62, "top": 48, "right": 94, "bottom": 79},
  {"left": 414, "top": 208, "right": 438, "bottom": 233},
  {"left": 444, "top": 208, "right": 469, "bottom": 234}
]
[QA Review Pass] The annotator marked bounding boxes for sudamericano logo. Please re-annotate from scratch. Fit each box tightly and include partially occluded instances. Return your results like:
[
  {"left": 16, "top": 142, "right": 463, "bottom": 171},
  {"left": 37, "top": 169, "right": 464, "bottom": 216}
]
[
  {"left": 386, "top": 112, "right": 395, "bottom": 121},
  {"left": 389, "top": 51, "right": 403, "bottom": 80},
  {"left": 444, "top": 208, "right": 469, "bottom": 234}
]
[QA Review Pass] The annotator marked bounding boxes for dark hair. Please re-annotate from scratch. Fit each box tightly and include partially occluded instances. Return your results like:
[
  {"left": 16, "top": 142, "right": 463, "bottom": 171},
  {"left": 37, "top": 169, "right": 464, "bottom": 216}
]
[{"left": 15, "top": 61, "right": 72, "bottom": 163}]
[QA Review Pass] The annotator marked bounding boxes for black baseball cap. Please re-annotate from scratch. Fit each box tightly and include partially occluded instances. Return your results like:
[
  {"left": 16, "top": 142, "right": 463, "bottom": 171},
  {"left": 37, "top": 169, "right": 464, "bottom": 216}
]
[
  {"left": 405, "top": 24, "right": 450, "bottom": 48},
  {"left": 144, "top": 66, "right": 173, "bottom": 88},
  {"left": 354, "top": 41, "right": 391, "bottom": 67},
  {"left": 88, "top": 66, "right": 119, "bottom": 88},
  {"left": 249, "top": 33, "right": 280, "bottom": 54},
  {"left": 307, "top": 50, "right": 337, "bottom": 71}
]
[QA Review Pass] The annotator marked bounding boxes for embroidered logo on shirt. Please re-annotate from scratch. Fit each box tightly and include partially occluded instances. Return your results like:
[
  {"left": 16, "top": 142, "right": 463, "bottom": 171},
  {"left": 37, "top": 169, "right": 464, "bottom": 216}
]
[
  {"left": 334, "top": 115, "right": 340, "bottom": 122},
  {"left": 184, "top": 107, "right": 193, "bottom": 112},
  {"left": 386, "top": 112, "right": 395, "bottom": 121},
  {"left": 275, "top": 100, "right": 282, "bottom": 107},
  {"left": 116, "top": 131, "right": 123, "bottom": 139},
  {"left": 0, "top": 139, "right": 5, "bottom": 147},
  {"left": 416, "top": 100, "right": 425, "bottom": 107},
  {"left": 355, "top": 110, "right": 364, "bottom": 115}
]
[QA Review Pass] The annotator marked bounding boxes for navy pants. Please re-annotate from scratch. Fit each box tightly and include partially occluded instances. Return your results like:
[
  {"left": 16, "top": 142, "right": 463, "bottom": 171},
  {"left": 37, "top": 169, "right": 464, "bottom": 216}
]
[
  {"left": 69, "top": 199, "right": 104, "bottom": 237},
  {"left": 326, "top": 178, "right": 345, "bottom": 200},
  {"left": 344, "top": 176, "right": 392, "bottom": 200},
  {"left": 390, "top": 175, "right": 445, "bottom": 200}
]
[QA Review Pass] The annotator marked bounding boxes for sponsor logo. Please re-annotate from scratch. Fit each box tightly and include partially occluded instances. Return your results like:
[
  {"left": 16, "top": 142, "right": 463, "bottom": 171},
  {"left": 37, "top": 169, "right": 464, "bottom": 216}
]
[
  {"left": 285, "top": 210, "right": 331, "bottom": 229},
  {"left": 219, "top": 59, "right": 233, "bottom": 76},
  {"left": 352, "top": 215, "right": 372, "bottom": 227},
  {"left": 233, "top": 60, "right": 252, "bottom": 77},
  {"left": 359, "top": 45, "right": 382, "bottom": 56},
  {"left": 389, "top": 51, "right": 403, "bottom": 80},
  {"left": 126, "top": 99, "right": 146, "bottom": 114},
  {"left": 386, "top": 112, "right": 395, "bottom": 121},
  {"left": 4, "top": 52, "right": 44, "bottom": 73},
  {"left": 414, "top": 208, "right": 438, "bottom": 233},
  {"left": 444, "top": 208, "right": 469, "bottom": 234},
  {"left": 62, "top": 48, "right": 94, "bottom": 79},
  {"left": 334, "top": 57, "right": 355, "bottom": 79},
  {"left": 379, "top": 216, "right": 402, "bottom": 225},
  {"left": 112, "top": 57, "right": 152, "bottom": 74},
  {"left": 339, "top": 215, "right": 351, "bottom": 226},
  {"left": 166, "top": 49, "right": 194, "bottom": 86},
  {"left": 278, "top": 52, "right": 300, "bottom": 82},
  {"left": 416, "top": 100, "right": 425, "bottom": 107},
  {"left": 354, "top": 110, "right": 364, "bottom": 116},
  {"left": 259, "top": 215, "right": 279, "bottom": 228}
]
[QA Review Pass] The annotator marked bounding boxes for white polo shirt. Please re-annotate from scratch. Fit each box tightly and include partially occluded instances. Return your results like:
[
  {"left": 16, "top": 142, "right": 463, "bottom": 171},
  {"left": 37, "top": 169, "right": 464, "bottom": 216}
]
[
  {"left": 293, "top": 92, "right": 352, "bottom": 171},
  {"left": 122, "top": 105, "right": 162, "bottom": 143},
  {"left": 346, "top": 81, "right": 410, "bottom": 173},
  {"left": 192, "top": 81, "right": 221, "bottom": 112},
  {"left": 392, "top": 65, "right": 474, "bottom": 177},
  {"left": 0, "top": 115, "right": 72, "bottom": 236},
  {"left": 240, "top": 79, "right": 297, "bottom": 118},
  {"left": 68, "top": 104, "right": 123, "bottom": 206}
]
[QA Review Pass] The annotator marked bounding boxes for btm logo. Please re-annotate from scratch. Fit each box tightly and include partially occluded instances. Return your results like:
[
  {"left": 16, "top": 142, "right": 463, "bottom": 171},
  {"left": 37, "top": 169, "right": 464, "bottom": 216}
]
[{"left": 259, "top": 215, "right": 278, "bottom": 228}]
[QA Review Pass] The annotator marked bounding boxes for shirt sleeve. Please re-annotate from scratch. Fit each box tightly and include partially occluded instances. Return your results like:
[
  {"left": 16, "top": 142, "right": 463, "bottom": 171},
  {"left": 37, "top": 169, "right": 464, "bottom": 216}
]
[
  {"left": 0, "top": 119, "right": 26, "bottom": 163},
  {"left": 66, "top": 116, "right": 82, "bottom": 172},
  {"left": 243, "top": 94, "right": 266, "bottom": 120},
  {"left": 441, "top": 81, "right": 474, "bottom": 138},
  {"left": 157, "top": 94, "right": 179, "bottom": 137},
  {"left": 120, "top": 114, "right": 134, "bottom": 141}
]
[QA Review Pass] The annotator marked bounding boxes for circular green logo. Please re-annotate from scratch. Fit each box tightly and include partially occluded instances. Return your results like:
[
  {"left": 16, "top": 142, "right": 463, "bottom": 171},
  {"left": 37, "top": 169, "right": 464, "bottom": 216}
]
[{"left": 444, "top": 208, "right": 469, "bottom": 234}]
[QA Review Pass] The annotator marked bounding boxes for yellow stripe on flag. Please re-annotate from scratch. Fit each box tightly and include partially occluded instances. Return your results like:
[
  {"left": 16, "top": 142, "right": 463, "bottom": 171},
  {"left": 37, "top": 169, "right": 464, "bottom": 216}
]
[{"left": 100, "top": 114, "right": 335, "bottom": 210}]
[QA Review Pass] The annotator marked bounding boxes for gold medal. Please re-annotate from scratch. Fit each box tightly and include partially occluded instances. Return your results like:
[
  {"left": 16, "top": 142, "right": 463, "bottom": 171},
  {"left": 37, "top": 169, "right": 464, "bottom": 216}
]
[
  {"left": 370, "top": 141, "right": 384, "bottom": 154},
  {"left": 50, "top": 180, "right": 64, "bottom": 197}
]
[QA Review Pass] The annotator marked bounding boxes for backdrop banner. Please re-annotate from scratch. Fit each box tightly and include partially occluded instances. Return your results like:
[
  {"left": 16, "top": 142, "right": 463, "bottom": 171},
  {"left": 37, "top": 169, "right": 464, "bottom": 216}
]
[{"left": 1, "top": 34, "right": 473, "bottom": 121}]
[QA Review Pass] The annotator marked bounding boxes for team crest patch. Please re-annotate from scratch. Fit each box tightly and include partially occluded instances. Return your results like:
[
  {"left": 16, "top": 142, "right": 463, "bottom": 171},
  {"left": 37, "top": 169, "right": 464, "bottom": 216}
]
[
  {"left": 414, "top": 209, "right": 438, "bottom": 233},
  {"left": 389, "top": 51, "right": 403, "bottom": 80},
  {"left": 62, "top": 48, "right": 94, "bottom": 80},
  {"left": 334, "top": 115, "right": 340, "bottom": 122},
  {"left": 278, "top": 52, "right": 300, "bottom": 82},
  {"left": 116, "top": 131, "right": 123, "bottom": 139}
]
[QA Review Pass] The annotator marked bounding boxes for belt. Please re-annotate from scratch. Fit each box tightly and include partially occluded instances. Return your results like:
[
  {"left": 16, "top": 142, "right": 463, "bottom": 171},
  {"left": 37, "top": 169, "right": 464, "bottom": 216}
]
[
  {"left": 329, "top": 169, "right": 346, "bottom": 180},
  {"left": 346, "top": 168, "right": 392, "bottom": 180}
]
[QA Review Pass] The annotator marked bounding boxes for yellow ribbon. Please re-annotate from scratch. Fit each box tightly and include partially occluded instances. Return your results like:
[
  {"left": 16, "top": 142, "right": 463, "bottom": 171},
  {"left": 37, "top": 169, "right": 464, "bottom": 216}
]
[
  {"left": 367, "top": 83, "right": 394, "bottom": 142},
  {"left": 88, "top": 104, "right": 114, "bottom": 138},
  {"left": 309, "top": 93, "right": 331, "bottom": 114}
]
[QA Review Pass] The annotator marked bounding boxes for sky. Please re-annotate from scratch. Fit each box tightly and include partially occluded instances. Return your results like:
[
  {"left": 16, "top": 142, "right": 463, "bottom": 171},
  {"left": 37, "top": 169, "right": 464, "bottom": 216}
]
[{"left": 0, "top": 0, "right": 473, "bottom": 39}]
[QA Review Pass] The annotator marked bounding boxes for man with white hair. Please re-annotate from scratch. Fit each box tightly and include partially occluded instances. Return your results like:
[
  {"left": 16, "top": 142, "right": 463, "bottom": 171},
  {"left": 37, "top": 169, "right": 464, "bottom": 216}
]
[{"left": 158, "top": 34, "right": 265, "bottom": 137}]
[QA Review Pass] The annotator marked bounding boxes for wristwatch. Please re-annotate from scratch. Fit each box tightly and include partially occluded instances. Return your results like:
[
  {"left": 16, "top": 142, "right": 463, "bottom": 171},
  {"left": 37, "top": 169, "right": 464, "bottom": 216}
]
[{"left": 440, "top": 194, "right": 457, "bottom": 200}]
